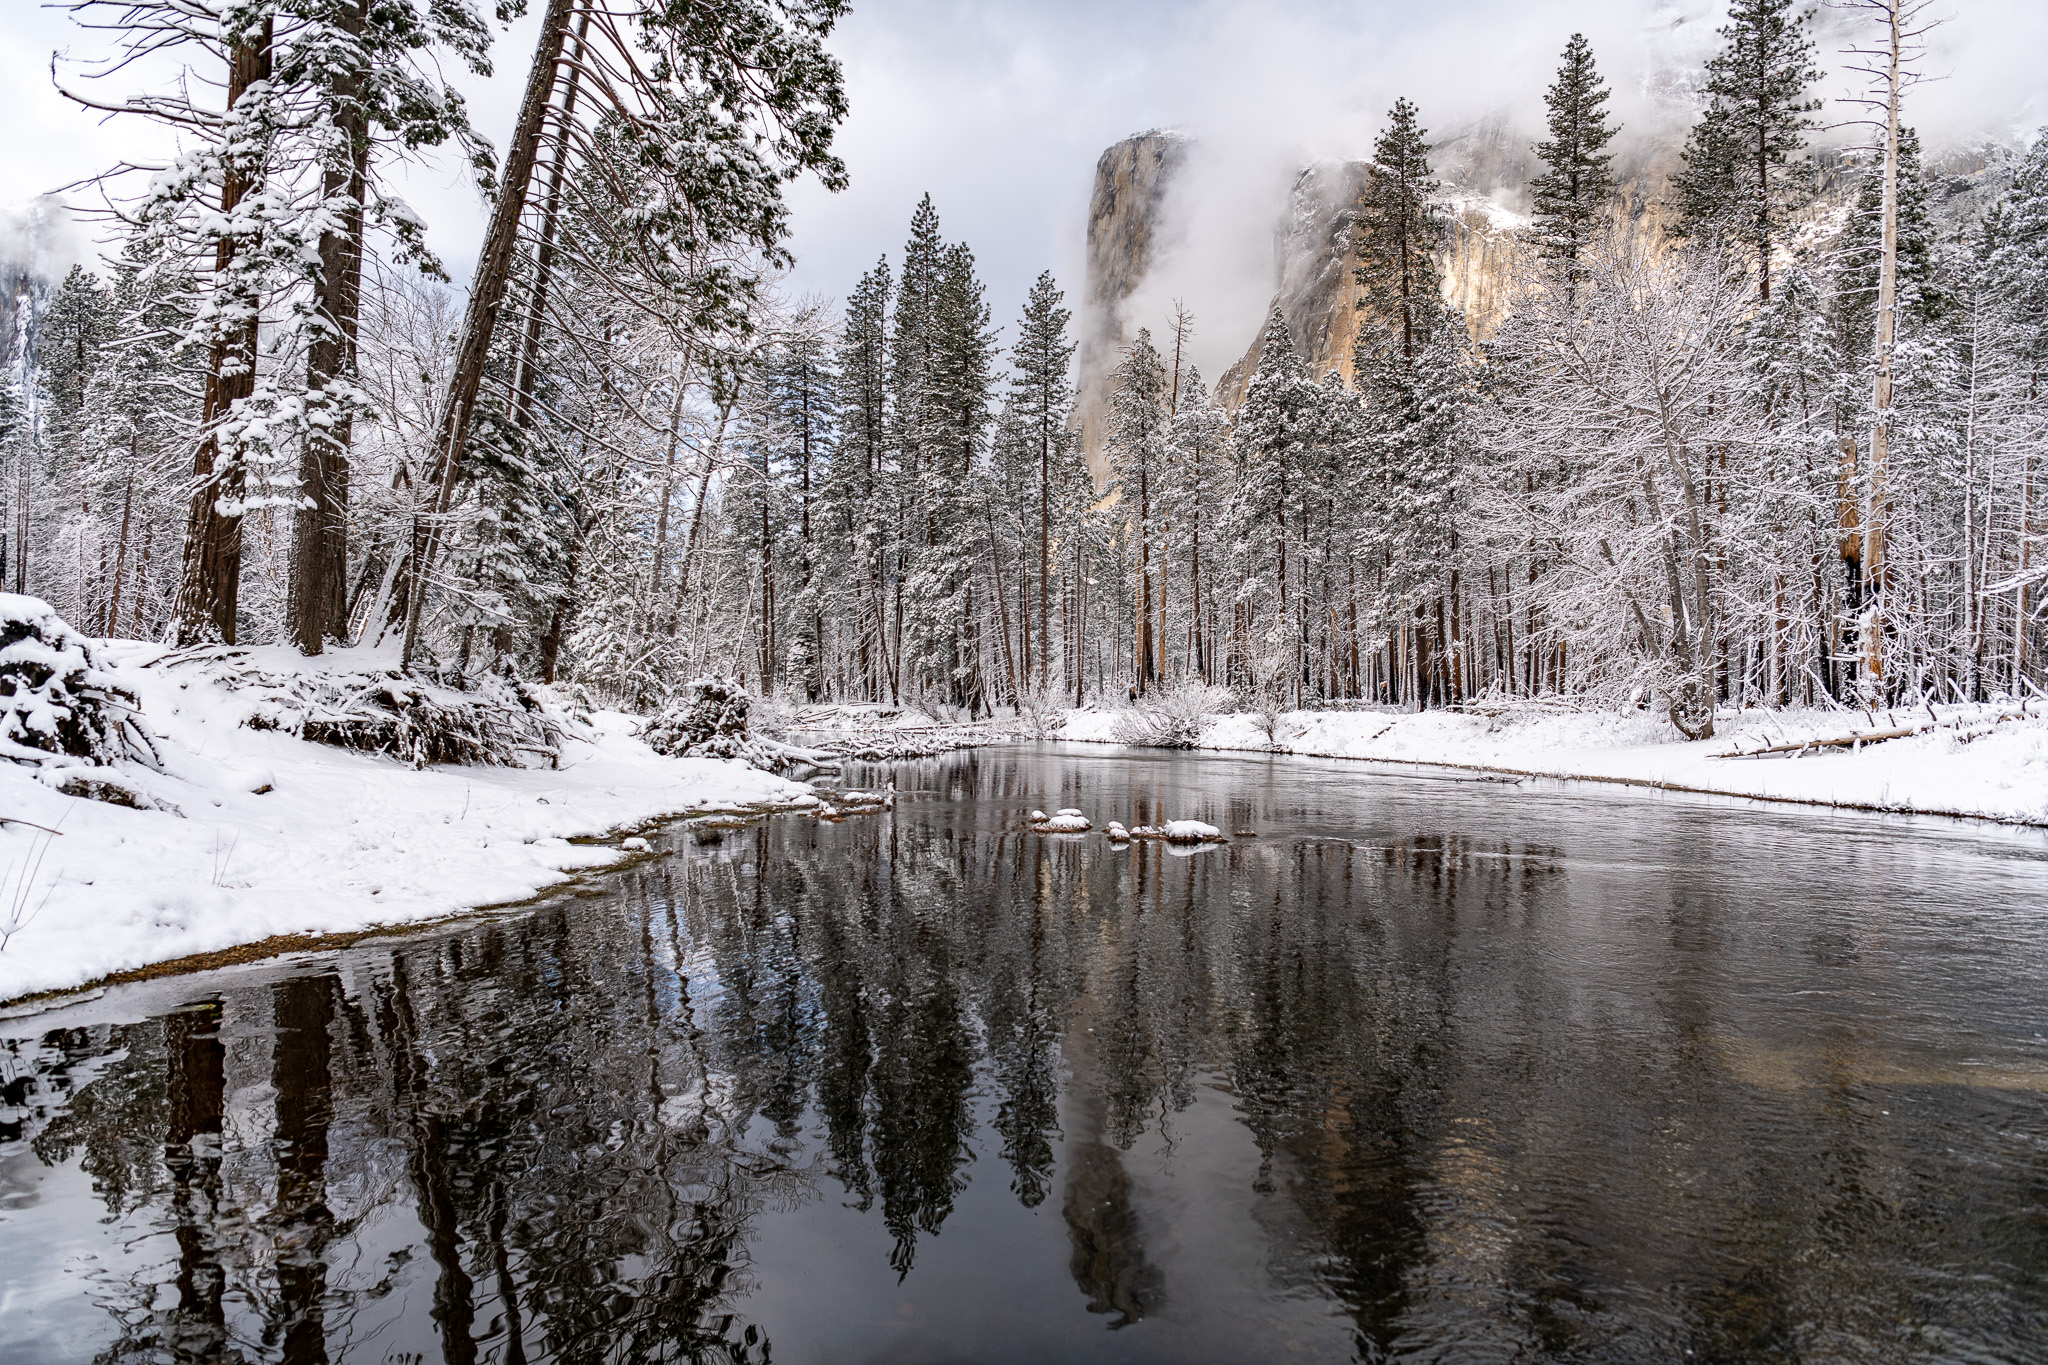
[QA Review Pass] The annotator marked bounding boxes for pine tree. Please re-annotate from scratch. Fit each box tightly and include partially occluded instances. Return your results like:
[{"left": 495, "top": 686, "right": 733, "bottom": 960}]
[
  {"left": 1164, "top": 366, "right": 1226, "bottom": 682},
  {"left": 1832, "top": 127, "right": 1949, "bottom": 360},
  {"left": 1670, "top": 0, "right": 1824, "bottom": 302},
  {"left": 1005, "top": 271, "right": 1075, "bottom": 691},
  {"left": 894, "top": 220, "right": 994, "bottom": 707},
  {"left": 1229, "top": 308, "right": 1323, "bottom": 694},
  {"left": 890, "top": 195, "right": 945, "bottom": 536},
  {"left": 1530, "top": 34, "right": 1619, "bottom": 293},
  {"left": 832, "top": 257, "right": 893, "bottom": 699},
  {"left": 1354, "top": 98, "right": 1445, "bottom": 362},
  {"left": 1103, "top": 329, "right": 1168, "bottom": 692}
]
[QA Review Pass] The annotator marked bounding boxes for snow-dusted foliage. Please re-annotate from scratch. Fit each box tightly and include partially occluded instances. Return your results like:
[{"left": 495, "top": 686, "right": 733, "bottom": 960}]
[
  {"left": 645, "top": 676, "right": 754, "bottom": 760},
  {"left": 1112, "top": 681, "right": 1230, "bottom": 748},
  {"left": 239, "top": 660, "right": 569, "bottom": 768},
  {"left": 641, "top": 676, "right": 838, "bottom": 774},
  {"left": 0, "top": 596, "right": 155, "bottom": 768}
]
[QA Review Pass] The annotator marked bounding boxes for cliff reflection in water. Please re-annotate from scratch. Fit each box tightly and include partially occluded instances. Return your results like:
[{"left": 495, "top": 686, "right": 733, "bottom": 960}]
[{"left": 4, "top": 745, "right": 2047, "bottom": 1363}]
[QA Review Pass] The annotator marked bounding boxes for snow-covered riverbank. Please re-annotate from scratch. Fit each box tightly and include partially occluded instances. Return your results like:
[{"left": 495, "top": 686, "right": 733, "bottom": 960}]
[
  {"left": 1058, "top": 702, "right": 2048, "bottom": 828},
  {"left": 0, "top": 641, "right": 815, "bottom": 1004}
]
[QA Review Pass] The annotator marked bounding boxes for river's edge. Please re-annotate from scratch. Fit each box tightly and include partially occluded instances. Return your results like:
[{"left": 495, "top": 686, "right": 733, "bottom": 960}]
[
  {"left": 0, "top": 798, "right": 806, "bottom": 1015},
  {"left": 1051, "top": 706, "right": 2048, "bottom": 830},
  {"left": 0, "top": 640, "right": 823, "bottom": 1005}
]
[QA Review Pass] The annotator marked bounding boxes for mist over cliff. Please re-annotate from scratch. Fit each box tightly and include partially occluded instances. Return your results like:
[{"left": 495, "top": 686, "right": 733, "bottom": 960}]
[{"left": 1075, "top": 89, "right": 2024, "bottom": 459}]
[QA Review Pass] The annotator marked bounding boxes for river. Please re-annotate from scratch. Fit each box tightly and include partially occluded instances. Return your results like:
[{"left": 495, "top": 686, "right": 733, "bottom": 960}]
[{"left": 3, "top": 742, "right": 2046, "bottom": 1363}]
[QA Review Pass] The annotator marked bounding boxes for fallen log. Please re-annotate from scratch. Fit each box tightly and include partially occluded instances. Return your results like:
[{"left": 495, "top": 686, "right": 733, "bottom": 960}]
[{"left": 1712, "top": 709, "right": 2027, "bottom": 759}]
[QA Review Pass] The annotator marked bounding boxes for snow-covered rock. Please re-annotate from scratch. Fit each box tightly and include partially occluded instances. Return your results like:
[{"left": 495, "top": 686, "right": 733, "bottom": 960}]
[{"left": 1033, "top": 809, "right": 1091, "bottom": 833}]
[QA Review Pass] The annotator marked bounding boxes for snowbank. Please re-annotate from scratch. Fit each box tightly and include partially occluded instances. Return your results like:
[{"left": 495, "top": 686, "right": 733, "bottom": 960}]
[
  {"left": 1059, "top": 702, "right": 2048, "bottom": 828},
  {"left": 0, "top": 640, "right": 814, "bottom": 1004}
]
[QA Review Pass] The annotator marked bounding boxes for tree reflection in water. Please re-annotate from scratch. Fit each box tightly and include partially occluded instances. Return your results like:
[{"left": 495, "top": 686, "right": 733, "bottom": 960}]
[{"left": 4, "top": 745, "right": 2048, "bottom": 1363}]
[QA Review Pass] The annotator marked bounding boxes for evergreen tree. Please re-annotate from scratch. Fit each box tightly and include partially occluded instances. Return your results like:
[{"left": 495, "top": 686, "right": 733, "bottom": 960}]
[
  {"left": 890, "top": 195, "right": 945, "bottom": 534},
  {"left": 1670, "top": 0, "right": 1824, "bottom": 301},
  {"left": 1004, "top": 271, "right": 1076, "bottom": 691},
  {"left": 896, "top": 221, "right": 995, "bottom": 707},
  {"left": 1103, "top": 328, "right": 1168, "bottom": 691},
  {"left": 1831, "top": 126, "right": 1950, "bottom": 357},
  {"left": 1530, "top": 34, "right": 1619, "bottom": 292},
  {"left": 1164, "top": 366, "right": 1226, "bottom": 683},
  {"left": 1229, "top": 308, "right": 1322, "bottom": 693},
  {"left": 755, "top": 307, "right": 837, "bottom": 697},
  {"left": 831, "top": 257, "right": 894, "bottom": 699},
  {"left": 1354, "top": 97, "right": 1445, "bottom": 362}
]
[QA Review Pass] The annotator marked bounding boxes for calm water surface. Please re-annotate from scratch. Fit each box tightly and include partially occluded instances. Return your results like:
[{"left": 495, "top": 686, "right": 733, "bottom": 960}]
[{"left": 3, "top": 743, "right": 2047, "bottom": 1364}]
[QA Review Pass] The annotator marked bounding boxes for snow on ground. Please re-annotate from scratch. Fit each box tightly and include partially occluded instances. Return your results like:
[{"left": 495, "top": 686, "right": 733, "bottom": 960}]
[
  {"left": 0, "top": 641, "right": 814, "bottom": 1004},
  {"left": 1059, "top": 702, "right": 2048, "bottom": 827}
]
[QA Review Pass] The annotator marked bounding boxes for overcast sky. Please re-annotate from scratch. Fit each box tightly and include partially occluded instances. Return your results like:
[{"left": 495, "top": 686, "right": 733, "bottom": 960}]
[{"left": 7, "top": 0, "right": 2045, "bottom": 378}]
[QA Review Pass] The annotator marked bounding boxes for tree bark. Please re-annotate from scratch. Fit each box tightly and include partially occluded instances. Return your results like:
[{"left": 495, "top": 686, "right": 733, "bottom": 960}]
[
  {"left": 292, "top": 0, "right": 369, "bottom": 655},
  {"left": 170, "top": 21, "right": 272, "bottom": 646}
]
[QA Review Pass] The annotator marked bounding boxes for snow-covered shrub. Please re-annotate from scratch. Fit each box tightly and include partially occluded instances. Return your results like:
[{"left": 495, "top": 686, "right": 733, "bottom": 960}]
[
  {"left": 1113, "top": 681, "right": 1231, "bottom": 748},
  {"left": 0, "top": 595, "right": 157, "bottom": 768},
  {"left": 241, "top": 661, "right": 567, "bottom": 768},
  {"left": 643, "top": 677, "right": 839, "bottom": 774},
  {"left": 1013, "top": 685, "right": 1066, "bottom": 739},
  {"left": 644, "top": 676, "right": 753, "bottom": 759}
]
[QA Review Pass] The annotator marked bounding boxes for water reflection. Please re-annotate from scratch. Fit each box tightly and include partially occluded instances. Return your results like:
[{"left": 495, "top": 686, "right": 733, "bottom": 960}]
[{"left": 3, "top": 744, "right": 2047, "bottom": 1363}]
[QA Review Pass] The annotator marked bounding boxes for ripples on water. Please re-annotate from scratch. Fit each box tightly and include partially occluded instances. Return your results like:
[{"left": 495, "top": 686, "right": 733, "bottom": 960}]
[{"left": 3, "top": 744, "right": 2047, "bottom": 1364}]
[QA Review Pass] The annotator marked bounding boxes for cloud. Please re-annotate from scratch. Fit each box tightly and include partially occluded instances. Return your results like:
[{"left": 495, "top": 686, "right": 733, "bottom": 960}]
[
  {"left": 0, "top": 196, "right": 91, "bottom": 282},
  {"left": 778, "top": 0, "right": 2047, "bottom": 381},
  {"left": 2, "top": 0, "right": 2040, "bottom": 367}
]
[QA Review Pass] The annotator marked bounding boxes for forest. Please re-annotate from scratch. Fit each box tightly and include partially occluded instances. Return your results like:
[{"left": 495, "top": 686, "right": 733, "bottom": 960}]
[{"left": 4, "top": 0, "right": 2045, "bottom": 740}]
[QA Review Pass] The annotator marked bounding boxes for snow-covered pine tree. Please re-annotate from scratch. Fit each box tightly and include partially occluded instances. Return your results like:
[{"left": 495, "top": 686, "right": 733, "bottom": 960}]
[
  {"left": 1102, "top": 328, "right": 1168, "bottom": 693},
  {"left": 1353, "top": 97, "right": 1445, "bottom": 363},
  {"left": 1530, "top": 34, "right": 1619, "bottom": 300},
  {"left": 1004, "top": 271, "right": 1076, "bottom": 694},
  {"left": 1164, "top": 366, "right": 1226, "bottom": 683},
  {"left": 1669, "top": 0, "right": 1824, "bottom": 302},
  {"left": 830, "top": 257, "right": 894, "bottom": 699},
  {"left": 1227, "top": 307, "right": 1322, "bottom": 698},
  {"left": 906, "top": 239, "right": 995, "bottom": 708}
]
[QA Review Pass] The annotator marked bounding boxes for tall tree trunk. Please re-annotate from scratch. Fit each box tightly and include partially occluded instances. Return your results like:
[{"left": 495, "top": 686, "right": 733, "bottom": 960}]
[
  {"left": 1861, "top": 4, "right": 1903, "bottom": 701},
  {"left": 171, "top": 21, "right": 272, "bottom": 646},
  {"left": 292, "top": 0, "right": 370, "bottom": 655}
]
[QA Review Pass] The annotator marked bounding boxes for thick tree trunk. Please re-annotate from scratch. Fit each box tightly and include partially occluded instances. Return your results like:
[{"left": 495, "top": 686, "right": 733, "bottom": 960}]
[
  {"left": 170, "top": 22, "right": 272, "bottom": 646},
  {"left": 292, "top": 0, "right": 369, "bottom": 655}
]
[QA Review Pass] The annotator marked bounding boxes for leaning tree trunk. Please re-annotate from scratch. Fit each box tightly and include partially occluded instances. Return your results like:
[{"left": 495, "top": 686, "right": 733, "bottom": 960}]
[
  {"left": 170, "top": 21, "right": 272, "bottom": 646},
  {"left": 400, "top": 0, "right": 578, "bottom": 669}
]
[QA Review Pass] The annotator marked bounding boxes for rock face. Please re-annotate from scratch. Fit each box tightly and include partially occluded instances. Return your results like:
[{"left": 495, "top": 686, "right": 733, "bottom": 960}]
[
  {"left": 1077, "top": 131, "right": 1188, "bottom": 469},
  {"left": 1076, "top": 118, "right": 2020, "bottom": 450},
  {"left": 1211, "top": 124, "right": 1680, "bottom": 410}
]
